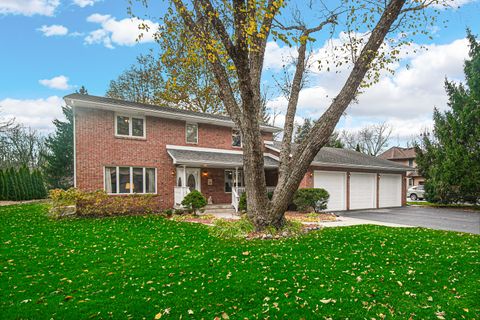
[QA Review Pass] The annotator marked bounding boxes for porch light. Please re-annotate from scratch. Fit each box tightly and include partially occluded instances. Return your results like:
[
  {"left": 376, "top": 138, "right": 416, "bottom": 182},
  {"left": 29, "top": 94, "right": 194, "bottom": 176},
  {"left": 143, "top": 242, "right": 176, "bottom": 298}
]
[
  {"left": 202, "top": 170, "right": 208, "bottom": 177},
  {"left": 171, "top": 170, "right": 175, "bottom": 176}
]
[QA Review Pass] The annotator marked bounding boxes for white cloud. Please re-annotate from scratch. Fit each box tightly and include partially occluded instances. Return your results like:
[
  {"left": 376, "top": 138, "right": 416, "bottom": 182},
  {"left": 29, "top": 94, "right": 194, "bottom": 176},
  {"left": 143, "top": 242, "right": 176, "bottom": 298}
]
[
  {"left": 432, "top": 0, "right": 478, "bottom": 9},
  {"left": 265, "top": 37, "right": 470, "bottom": 143},
  {"left": 39, "top": 75, "right": 72, "bottom": 90},
  {"left": 0, "top": 96, "right": 64, "bottom": 131},
  {"left": 38, "top": 24, "right": 69, "bottom": 37},
  {"left": 0, "top": 0, "right": 60, "bottom": 16},
  {"left": 73, "top": 0, "right": 98, "bottom": 7},
  {"left": 84, "top": 13, "right": 159, "bottom": 49}
]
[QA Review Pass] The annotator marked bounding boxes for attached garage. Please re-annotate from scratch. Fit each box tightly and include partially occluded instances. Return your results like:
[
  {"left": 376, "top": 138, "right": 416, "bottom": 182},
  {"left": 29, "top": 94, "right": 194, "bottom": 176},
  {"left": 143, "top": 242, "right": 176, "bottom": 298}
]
[
  {"left": 313, "top": 171, "right": 346, "bottom": 211},
  {"left": 379, "top": 174, "right": 402, "bottom": 207},
  {"left": 266, "top": 143, "right": 409, "bottom": 211},
  {"left": 349, "top": 173, "right": 377, "bottom": 210}
]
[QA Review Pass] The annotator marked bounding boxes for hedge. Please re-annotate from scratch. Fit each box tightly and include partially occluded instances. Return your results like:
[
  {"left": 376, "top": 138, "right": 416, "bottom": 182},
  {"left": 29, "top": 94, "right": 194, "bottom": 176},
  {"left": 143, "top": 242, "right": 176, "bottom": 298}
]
[
  {"left": 0, "top": 166, "right": 47, "bottom": 201},
  {"left": 50, "top": 188, "right": 165, "bottom": 217}
]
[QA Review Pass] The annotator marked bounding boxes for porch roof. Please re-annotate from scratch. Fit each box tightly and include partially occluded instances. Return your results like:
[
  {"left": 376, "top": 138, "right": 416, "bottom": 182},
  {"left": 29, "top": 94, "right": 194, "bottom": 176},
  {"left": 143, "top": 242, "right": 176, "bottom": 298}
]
[{"left": 166, "top": 145, "right": 279, "bottom": 168}]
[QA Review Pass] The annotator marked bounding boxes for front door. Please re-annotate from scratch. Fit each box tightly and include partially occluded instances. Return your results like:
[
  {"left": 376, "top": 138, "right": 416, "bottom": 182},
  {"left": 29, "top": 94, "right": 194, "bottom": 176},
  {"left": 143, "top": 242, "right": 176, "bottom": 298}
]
[{"left": 185, "top": 168, "right": 201, "bottom": 192}]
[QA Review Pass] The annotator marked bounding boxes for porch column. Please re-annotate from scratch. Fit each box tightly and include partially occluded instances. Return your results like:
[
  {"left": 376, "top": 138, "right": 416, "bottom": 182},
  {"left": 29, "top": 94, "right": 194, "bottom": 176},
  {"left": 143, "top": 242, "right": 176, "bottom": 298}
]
[
  {"left": 182, "top": 165, "right": 187, "bottom": 196},
  {"left": 235, "top": 167, "right": 239, "bottom": 190}
]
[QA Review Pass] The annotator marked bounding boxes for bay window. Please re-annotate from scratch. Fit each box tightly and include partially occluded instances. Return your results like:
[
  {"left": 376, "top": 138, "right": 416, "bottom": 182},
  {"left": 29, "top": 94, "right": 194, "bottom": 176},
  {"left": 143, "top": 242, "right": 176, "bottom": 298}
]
[
  {"left": 115, "top": 114, "right": 145, "bottom": 138},
  {"left": 105, "top": 166, "right": 156, "bottom": 194}
]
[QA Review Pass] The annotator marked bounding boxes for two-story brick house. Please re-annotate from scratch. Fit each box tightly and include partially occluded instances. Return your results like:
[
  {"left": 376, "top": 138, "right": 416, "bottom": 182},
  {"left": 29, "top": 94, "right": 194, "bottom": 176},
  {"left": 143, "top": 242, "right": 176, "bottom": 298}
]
[{"left": 65, "top": 93, "right": 409, "bottom": 212}]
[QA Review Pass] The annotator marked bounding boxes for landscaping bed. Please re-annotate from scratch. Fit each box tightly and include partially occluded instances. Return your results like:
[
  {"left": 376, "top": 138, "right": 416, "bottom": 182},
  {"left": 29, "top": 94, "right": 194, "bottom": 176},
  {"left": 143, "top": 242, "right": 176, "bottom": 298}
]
[{"left": 1, "top": 203, "right": 479, "bottom": 319}]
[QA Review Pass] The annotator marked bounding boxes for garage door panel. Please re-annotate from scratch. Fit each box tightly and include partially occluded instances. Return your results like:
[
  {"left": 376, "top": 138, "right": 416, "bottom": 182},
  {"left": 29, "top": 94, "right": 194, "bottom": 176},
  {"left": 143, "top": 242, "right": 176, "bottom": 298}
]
[
  {"left": 350, "top": 173, "right": 376, "bottom": 210},
  {"left": 379, "top": 174, "right": 402, "bottom": 207},
  {"left": 313, "top": 171, "right": 346, "bottom": 211}
]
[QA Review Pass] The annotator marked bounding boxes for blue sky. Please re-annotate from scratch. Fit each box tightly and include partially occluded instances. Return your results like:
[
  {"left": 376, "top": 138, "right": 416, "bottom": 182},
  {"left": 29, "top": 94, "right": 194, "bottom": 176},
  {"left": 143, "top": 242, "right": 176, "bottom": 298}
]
[{"left": 0, "top": 0, "right": 479, "bottom": 145}]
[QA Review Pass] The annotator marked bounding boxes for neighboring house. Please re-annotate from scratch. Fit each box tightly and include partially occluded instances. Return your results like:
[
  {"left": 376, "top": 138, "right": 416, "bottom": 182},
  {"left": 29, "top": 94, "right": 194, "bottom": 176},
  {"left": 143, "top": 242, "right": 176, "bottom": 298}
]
[
  {"left": 65, "top": 93, "right": 409, "bottom": 212},
  {"left": 379, "top": 147, "right": 425, "bottom": 191}
]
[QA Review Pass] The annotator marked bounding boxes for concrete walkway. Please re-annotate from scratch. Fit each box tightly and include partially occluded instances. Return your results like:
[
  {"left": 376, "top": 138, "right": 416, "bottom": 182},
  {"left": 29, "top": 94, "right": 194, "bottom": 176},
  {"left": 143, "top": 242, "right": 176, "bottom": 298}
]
[
  {"left": 316, "top": 216, "right": 412, "bottom": 228},
  {"left": 204, "top": 212, "right": 413, "bottom": 229}
]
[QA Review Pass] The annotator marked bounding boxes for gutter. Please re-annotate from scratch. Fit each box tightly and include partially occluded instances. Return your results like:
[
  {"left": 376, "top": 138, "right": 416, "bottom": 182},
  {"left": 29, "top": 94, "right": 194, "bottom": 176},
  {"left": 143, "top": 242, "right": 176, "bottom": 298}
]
[{"left": 64, "top": 97, "right": 283, "bottom": 133}]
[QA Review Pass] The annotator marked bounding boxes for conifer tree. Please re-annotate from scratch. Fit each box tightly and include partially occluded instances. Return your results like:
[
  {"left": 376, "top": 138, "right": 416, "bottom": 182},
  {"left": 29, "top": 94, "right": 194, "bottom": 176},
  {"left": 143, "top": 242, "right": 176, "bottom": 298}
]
[
  {"left": 416, "top": 30, "right": 480, "bottom": 204},
  {"left": 7, "top": 168, "right": 18, "bottom": 201},
  {"left": 0, "top": 170, "right": 5, "bottom": 200}
]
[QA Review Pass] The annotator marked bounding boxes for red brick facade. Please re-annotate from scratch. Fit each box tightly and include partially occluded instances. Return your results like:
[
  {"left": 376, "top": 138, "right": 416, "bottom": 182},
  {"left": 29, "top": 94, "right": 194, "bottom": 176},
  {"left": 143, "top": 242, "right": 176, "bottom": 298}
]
[
  {"left": 75, "top": 107, "right": 274, "bottom": 209},
  {"left": 75, "top": 106, "right": 406, "bottom": 210}
]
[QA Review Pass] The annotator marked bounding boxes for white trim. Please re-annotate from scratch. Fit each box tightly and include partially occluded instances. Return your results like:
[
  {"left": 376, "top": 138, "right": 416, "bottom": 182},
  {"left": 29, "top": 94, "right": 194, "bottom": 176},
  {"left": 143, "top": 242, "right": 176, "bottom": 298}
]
[
  {"left": 185, "top": 168, "right": 201, "bottom": 192},
  {"left": 264, "top": 144, "right": 281, "bottom": 153},
  {"left": 167, "top": 150, "right": 178, "bottom": 164},
  {"left": 65, "top": 97, "right": 282, "bottom": 133},
  {"left": 114, "top": 113, "right": 146, "bottom": 139},
  {"left": 311, "top": 161, "right": 408, "bottom": 172},
  {"left": 185, "top": 122, "right": 198, "bottom": 144},
  {"left": 264, "top": 152, "right": 279, "bottom": 161},
  {"left": 264, "top": 140, "right": 274, "bottom": 145},
  {"left": 103, "top": 165, "right": 157, "bottom": 195},
  {"left": 166, "top": 144, "right": 244, "bottom": 154},
  {"left": 73, "top": 105, "right": 77, "bottom": 188}
]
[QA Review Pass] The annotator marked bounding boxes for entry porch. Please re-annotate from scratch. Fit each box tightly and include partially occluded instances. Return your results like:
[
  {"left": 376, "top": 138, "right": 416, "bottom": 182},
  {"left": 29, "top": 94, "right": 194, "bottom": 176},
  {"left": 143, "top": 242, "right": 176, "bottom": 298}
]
[
  {"left": 173, "top": 166, "right": 277, "bottom": 212},
  {"left": 167, "top": 145, "right": 278, "bottom": 212}
]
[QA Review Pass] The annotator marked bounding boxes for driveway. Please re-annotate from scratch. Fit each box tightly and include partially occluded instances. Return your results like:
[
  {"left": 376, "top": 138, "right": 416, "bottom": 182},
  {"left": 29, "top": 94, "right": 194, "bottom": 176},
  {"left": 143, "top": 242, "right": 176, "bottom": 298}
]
[{"left": 337, "top": 206, "right": 480, "bottom": 234}]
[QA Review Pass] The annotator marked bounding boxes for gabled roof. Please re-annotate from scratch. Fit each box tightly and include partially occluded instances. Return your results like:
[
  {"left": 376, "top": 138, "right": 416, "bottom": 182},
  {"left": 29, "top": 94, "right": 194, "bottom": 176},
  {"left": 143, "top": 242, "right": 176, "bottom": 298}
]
[
  {"left": 379, "top": 147, "right": 416, "bottom": 160},
  {"left": 267, "top": 141, "right": 409, "bottom": 171},
  {"left": 64, "top": 93, "right": 282, "bottom": 133}
]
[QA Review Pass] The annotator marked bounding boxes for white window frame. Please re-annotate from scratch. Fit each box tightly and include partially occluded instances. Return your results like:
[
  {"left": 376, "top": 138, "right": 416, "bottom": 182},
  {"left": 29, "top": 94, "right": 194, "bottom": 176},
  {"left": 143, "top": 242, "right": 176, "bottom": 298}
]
[
  {"left": 232, "top": 129, "right": 242, "bottom": 148},
  {"left": 114, "top": 113, "right": 146, "bottom": 139},
  {"left": 104, "top": 166, "right": 157, "bottom": 194},
  {"left": 185, "top": 123, "right": 198, "bottom": 144}
]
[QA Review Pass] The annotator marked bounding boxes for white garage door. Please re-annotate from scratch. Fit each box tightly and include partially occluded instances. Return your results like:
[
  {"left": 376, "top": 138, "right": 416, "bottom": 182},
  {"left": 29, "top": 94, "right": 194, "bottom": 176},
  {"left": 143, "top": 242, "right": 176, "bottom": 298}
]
[
  {"left": 350, "top": 173, "right": 377, "bottom": 210},
  {"left": 313, "top": 171, "right": 346, "bottom": 211},
  {"left": 379, "top": 174, "right": 402, "bottom": 207}
]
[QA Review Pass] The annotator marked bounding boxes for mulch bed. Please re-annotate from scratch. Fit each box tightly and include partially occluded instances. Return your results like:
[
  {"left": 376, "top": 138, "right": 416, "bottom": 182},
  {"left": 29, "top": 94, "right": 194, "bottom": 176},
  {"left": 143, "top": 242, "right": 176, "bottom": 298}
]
[{"left": 285, "top": 211, "right": 337, "bottom": 222}]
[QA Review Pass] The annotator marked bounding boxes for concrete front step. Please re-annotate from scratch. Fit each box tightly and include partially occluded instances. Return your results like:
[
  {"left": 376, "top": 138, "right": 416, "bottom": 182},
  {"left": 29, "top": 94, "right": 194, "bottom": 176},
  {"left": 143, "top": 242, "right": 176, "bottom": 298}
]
[
  {"left": 205, "top": 204, "right": 234, "bottom": 209},
  {"left": 203, "top": 208, "right": 237, "bottom": 215}
]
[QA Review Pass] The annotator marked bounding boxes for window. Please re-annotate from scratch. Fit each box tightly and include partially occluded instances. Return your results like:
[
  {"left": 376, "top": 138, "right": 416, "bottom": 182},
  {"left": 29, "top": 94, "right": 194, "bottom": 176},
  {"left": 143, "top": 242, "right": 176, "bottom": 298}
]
[
  {"left": 115, "top": 114, "right": 145, "bottom": 138},
  {"left": 408, "top": 159, "right": 414, "bottom": 167},
  {"left": 104, "top": 166, "right": 156, "bottom": 194},
  {"left": 232, "top": 129, "right": 242, "bottom": 147},
  {"left": 224, "top": 170, "right": 244, "bottom": 192},
  {"left": 186, "top": 123, "right": 198, "bottom": 144}
]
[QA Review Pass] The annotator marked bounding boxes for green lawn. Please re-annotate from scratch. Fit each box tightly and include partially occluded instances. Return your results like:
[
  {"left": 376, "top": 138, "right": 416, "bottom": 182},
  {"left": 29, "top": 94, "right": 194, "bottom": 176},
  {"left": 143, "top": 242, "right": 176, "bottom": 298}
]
[{"left": 1, "top": 204, "right": 479, "bottom": 319}]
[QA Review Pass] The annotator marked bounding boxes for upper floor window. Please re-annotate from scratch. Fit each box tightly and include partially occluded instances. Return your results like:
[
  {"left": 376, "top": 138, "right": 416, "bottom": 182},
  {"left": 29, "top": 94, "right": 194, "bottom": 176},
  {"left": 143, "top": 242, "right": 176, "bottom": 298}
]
[
  {"left": 115, "top": 114, "right": 145, "bottom": 138},
  {"left": 186, "top": 123, "right": 198, "bottom": 144},
  {"left": 232, "top": 129, "right": 242, "bottom": 147},
  {"left": 408, "top": 159, "right": 414, "bottom": 167}
]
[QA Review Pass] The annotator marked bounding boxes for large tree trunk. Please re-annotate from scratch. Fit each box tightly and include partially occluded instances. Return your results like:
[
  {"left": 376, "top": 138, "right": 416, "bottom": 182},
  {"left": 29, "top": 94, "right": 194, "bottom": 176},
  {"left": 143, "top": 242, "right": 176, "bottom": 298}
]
[{"left": 173, "top": 0, "right": 408, "bottom": 231}]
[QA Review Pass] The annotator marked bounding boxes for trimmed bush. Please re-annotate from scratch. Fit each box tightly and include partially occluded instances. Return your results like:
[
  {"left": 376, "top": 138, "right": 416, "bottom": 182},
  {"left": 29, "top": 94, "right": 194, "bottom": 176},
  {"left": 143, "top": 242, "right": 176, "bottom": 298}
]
[
  {"left": 49, "top": 188, "right": 165, "bottom": 217},
  {"left": 181, "top": 190, "right": 207, "bottom": 216},
  {"left": 292, "top": 188, "right": 329, "bottom": 212}
]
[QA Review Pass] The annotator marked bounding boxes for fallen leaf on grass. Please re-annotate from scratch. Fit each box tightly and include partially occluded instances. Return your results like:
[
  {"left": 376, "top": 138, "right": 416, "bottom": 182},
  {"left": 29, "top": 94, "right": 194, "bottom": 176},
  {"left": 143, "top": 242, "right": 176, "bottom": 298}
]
[
  {"left": 242, "top": 251, "right": 250, "bottom": 256},
  {"left": 154, "top": 312, "right": 162, "bottom": 319},
  {"left": 320, "top": 299, "right": 336, "bottom": 304},
  {"left": 64, "top": 296, "right": 73, "bottom": 301}
]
